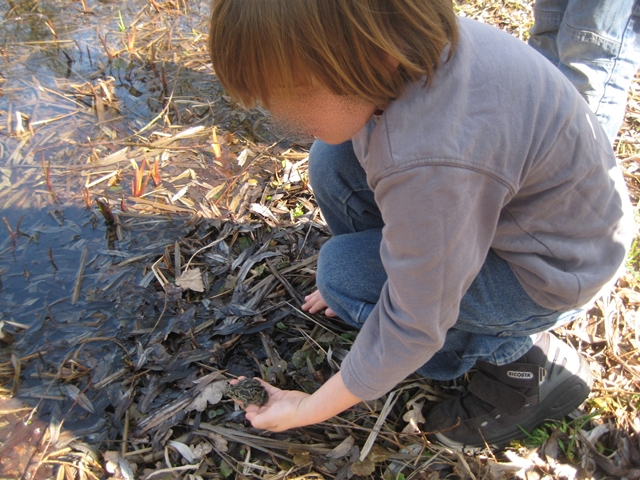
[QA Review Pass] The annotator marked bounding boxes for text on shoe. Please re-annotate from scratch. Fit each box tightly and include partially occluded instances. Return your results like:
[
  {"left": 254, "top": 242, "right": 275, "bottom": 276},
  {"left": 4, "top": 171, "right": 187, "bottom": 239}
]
[{"left": 507, "top": 370, "right": 534, "bottom": 380}]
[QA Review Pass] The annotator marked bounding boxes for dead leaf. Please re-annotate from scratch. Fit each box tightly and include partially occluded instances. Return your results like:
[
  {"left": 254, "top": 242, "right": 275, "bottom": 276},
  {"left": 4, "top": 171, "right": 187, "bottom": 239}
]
[
  {"left": 292, "top": 451, "right": 311, "bottom": 466},
  {"left": 453, "top": 451, "right": 475, "bottom": 479},
  {"left": 583, "top": 423, "right": 612, "bottom": 446},
  {"left": 351, "top": 458, "right": 375, "bottom": 476},
  {"left": 103, "top": 451, "right": 135, "bottom": 480},
  {"left": 191, "top": 442, "right": 213, "bottom": 460},
  {"left": 169, "top": 440, "right": 195, "bottom": 462},
  {"left": 325, "top": 435, "right": 354, "bottom": 459},
  {"left": 486, "top": 450, "right": 538, "bottom": 480},
  {"left": 250, "top": 203, "right": 278, "bottom": 223},
  {"left": 175, "top": 268, "right": 204, "bottom": 292},
  {"left": 204, "top": 432, "right": 229, "bottom": 452},
  {"left": 402, "top": 398, "right": 425, "bottom": 433},
  {"left": 368, "top": 444, "right": 391, "bottom": 463},
  {"left": 63, "top": 384, "right": 95, "bottom": 414},
  {"left": 188, "top": 381, "right": 227, "bottom": 412},
  {"left": 237, "top": 148, "right": 250, "bottom": 166}
]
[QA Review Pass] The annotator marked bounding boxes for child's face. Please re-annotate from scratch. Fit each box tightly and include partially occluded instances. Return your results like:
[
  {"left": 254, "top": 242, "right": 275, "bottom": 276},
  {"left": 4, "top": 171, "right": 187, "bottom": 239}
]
[{"left": 268, "top": 84, "right": 378, "bottom": 145}]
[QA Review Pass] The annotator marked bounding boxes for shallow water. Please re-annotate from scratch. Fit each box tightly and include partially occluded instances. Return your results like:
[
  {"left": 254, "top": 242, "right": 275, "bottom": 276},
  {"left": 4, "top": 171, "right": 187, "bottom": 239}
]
[
  {"left": 0, "top": 0, "right": 217, "bottom": 126},
  {"left": 0, "top": 0, "right": 309, "bottom": 474},
  {"left": 0, "top": 0, "right": 219, "bottom": 346},
  {"left": 0, "top": 0, "right": 230, "bottom": 475}
]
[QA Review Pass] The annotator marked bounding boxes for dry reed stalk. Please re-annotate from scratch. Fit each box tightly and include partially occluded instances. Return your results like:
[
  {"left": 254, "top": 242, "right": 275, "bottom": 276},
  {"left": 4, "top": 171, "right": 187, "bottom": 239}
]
[
  {"left": 71, "top": 245, "right": 88, "bottom": 305},
  {"left": 1, "top": 215, "right": 16, "bottom": 244}
]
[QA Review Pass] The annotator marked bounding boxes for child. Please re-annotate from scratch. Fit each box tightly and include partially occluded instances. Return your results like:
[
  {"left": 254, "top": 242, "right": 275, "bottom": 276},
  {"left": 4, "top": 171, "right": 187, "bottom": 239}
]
[{"left": 209, "top": 0, "right": 633, "bottom": 448}]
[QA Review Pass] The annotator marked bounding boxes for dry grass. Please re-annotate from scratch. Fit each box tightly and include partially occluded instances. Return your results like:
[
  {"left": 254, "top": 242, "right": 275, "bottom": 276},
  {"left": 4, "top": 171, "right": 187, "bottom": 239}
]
[{"left": 1, "top": 0, "right": 639, "bottom": 479}]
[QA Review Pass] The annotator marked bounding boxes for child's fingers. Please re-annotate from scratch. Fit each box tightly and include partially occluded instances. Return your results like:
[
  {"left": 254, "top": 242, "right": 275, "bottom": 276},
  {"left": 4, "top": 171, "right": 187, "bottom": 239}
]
[
  {"left": 304, "top": 303, "right": 321, "bottom": 314},
  {"left": 302, "top": 299, "right": 324, "bottom": 313},
  {"left": 303, "top": 291, "right": 327, "bottom": 308},
  {"left": 229, "top": 376, "right": 247, "bottom": 386},
  {"left": 252, "top": 377, "right": 281, "bottom": 396},
  {"left": 302, "top": 290, "right": 338, "bottom": 317},
  {"left": 304, "top": 290, "right": 323, "bottom": 302}
]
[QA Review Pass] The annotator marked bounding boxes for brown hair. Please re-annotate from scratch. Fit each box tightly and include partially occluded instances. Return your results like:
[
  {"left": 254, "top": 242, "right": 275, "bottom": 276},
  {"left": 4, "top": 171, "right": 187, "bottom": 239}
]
[{"left": 209, "top": 0, "right": 458, "bottom": 108}]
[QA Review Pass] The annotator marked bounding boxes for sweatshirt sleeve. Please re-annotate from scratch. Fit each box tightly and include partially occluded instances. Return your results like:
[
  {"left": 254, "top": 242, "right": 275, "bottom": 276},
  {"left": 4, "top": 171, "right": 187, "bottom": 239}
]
[{"left": 340, "top": 163, "right": 513, "bottom": 400}]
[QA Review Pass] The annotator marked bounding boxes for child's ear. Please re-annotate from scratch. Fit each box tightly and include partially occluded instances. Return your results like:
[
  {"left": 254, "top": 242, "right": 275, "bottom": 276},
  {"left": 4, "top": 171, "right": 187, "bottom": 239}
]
[{"left": 386, "top": 54, "right": 401, "bottom": 69}]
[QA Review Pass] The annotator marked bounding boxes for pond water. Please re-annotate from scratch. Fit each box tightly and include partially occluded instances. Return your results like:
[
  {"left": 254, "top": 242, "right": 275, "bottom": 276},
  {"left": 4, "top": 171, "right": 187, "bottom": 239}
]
[
  {"left": 0, "top": 1, "right": 299, "bottom": 477},
  {"left": 1, "top": 0, "right": 214, "bottom": 353}
]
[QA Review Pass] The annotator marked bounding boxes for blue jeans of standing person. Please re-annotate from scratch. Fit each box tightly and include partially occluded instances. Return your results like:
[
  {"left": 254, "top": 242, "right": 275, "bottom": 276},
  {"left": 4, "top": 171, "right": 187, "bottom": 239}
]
[
  {"left": 309, "top": 140, "right": 581, "bottom": 381},
  {"left": 529, "top": 0, "right": 640, "bottom": 145}
]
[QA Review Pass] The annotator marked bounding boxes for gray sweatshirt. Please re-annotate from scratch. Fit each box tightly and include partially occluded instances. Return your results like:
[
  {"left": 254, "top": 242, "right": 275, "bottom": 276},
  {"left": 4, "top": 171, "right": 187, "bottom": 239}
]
[{"left": 341, "top": 17, "right": 633, "bottom": 401}]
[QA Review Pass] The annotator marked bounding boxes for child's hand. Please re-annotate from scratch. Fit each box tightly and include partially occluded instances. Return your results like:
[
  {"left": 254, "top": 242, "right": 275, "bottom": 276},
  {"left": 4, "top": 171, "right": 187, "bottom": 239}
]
[
  {"left": 302, "top": 290, "right": 337, "bottom": 317},
  {"left": 240, "top": 373, "right": 362, "bottom": 432},
  {"left": 242, "top": 379, "right": 312, "bottom": 431}
]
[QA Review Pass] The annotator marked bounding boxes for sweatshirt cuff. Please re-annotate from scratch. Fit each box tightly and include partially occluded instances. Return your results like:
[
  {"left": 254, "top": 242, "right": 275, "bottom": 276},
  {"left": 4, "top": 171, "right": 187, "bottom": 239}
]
[{"left": 340, "top": 352, "right": 394, "bottom": 401}]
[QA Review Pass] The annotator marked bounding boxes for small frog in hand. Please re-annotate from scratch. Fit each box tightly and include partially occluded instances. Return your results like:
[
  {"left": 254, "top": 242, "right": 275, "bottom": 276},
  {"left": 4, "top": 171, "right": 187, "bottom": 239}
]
[{"left": 225, "top": 377, "right": 269, "bottom": 408}]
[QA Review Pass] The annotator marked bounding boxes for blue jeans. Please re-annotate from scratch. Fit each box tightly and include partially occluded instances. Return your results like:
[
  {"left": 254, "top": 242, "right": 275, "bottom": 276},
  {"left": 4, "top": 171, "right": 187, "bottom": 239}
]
[
  {"left": 529, "top": 0, "right": 640, "bottom": 145},
  {"left": 309, "top": 140, "right": 581, "bottom": 380}
]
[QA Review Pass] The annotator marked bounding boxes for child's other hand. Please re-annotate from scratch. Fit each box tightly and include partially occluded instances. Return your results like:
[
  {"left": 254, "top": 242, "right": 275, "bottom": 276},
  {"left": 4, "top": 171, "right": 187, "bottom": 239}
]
[
  {"left": 302, "top": 290, "right": 337, "bottom": 317},
  {"left": 242, "top": 379, "right": 312, "bottom": 431}
]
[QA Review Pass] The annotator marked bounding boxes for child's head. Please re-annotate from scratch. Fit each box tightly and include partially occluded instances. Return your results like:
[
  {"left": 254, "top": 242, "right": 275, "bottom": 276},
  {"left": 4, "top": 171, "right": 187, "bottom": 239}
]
[{"left": 209, "top": 0, "right": 458, "bottom": 110}]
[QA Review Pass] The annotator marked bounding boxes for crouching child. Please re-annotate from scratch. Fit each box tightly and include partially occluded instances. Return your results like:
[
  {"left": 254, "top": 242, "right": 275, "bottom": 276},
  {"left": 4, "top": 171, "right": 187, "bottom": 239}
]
[{"left": 208, "top": 0, "right": 633, "bottom": 448}]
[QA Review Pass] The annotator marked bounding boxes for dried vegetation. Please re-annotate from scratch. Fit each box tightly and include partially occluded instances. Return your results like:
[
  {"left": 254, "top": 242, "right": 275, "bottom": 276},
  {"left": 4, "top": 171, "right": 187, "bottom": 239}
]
[{"left": 0, "top": 0, "right": 639, "bottom": 479}]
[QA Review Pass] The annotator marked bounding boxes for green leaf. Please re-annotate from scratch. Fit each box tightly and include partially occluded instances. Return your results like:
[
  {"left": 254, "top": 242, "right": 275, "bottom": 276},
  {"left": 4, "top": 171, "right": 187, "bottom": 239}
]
[
  {"left": 235, "top": 236, "right": 252, "bottom": 251},
  {"left": 207, "top": 408, "right": 225, "bottom": 419},
  {"left": 219, "top": 460, "right": 234, "bottom": 478},
  {"left": 340, "top": 332, "right": 356, "bottom": 341},
  {"left": 317, "top": 331, "right": 336, "bottom": 346},
  {"left": 291, "top": 349, "right": 308, "bottom": 369},
  {"left": 111, "top": 57, "right": 127, "bottom": 71}
]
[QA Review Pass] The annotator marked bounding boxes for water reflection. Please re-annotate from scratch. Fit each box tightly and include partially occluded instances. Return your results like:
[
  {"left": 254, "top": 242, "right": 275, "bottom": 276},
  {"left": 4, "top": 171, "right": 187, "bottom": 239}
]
[
  {"left": 0, "top": 0, "right": 292, "bottom": 475},
  {"left": 1, "top": 0, "right": 219, "bottom": 475}
]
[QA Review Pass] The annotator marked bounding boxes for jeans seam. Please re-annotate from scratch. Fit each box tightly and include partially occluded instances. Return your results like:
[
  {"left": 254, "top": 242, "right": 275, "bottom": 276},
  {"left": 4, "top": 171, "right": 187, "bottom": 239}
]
[
  {"left": 562, "top": 23, "right": 622, "bottom": 53},
  {"left": 594, "top": 5, "right": 639, "bottom": 114},
  {"left": 354, "top": 301, "right": 370, "bottom": 325},
  {"left": 489, "top": 338, "right": 533, "bottom": 366},
  {"left": 535, "top": 10, "right": 564, "bottom": 27},
  {"left": 342, "top": 188, "right": 382, "bottom": 233}
]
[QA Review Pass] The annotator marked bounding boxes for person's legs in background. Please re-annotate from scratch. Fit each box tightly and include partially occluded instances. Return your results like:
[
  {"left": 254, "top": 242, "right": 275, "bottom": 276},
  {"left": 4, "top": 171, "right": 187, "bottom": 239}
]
[{"left": 529, "top": 0, "right": 640, "bottom": 144}]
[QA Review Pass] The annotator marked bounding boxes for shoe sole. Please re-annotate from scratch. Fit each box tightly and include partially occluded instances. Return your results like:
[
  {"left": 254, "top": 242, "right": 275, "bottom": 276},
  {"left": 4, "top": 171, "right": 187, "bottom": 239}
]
[{"left": 433, "top": 352, "right": 592, "bottom": 449}]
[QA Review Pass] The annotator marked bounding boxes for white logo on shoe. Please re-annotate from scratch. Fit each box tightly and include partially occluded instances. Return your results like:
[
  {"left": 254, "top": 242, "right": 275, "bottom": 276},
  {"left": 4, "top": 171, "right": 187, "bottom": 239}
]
[{"left": 507, "top": 371, "right": 534, "bottom": 380}]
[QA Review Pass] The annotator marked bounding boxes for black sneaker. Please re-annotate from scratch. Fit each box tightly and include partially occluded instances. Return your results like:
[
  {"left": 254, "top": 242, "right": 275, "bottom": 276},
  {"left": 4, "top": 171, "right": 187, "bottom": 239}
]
[{"left": 425, "top": 332, "right": 592, "bottom": 449}]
